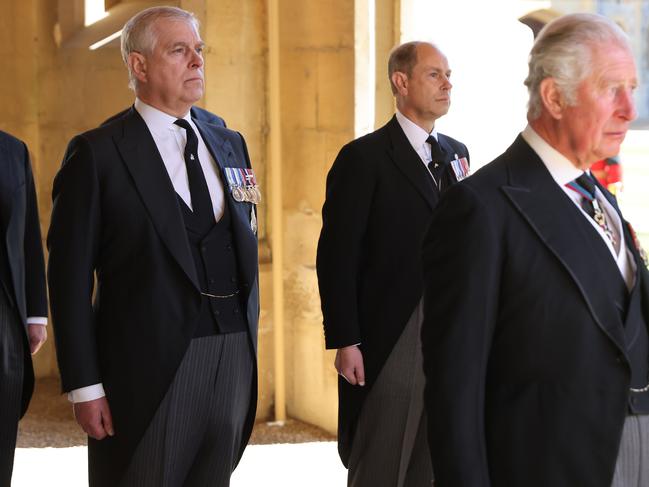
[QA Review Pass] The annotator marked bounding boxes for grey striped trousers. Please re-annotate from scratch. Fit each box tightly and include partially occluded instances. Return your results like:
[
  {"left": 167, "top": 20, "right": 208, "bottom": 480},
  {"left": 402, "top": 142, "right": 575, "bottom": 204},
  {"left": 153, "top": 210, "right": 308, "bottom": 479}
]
[
  {"left": 347, "top": 300, "right": 433, "bottom": 487},
  {"left": 120, "top": 332, "right": 253, "bottom": 487},
  {"left": 611, "top": 414, "right": 649, "bottom": 487}
]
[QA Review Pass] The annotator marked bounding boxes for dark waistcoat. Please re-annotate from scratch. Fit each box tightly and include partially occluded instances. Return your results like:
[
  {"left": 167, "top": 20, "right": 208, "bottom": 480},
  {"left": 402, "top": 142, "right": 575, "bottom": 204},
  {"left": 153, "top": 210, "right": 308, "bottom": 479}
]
[
  {"left": 178, "top": 196, "right": 247, "bottom": 336},
  {"left": 581, "top": 214, "right": 649, "bottom": 413}
]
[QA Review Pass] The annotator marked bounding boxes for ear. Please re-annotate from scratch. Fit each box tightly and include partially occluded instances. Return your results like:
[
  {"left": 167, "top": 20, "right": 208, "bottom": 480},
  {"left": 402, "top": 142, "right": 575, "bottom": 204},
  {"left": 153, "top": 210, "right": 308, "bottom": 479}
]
[
  {"left": 391, "top": 71, "right": 409, "bottom": 96},
  {"left": 129, "top": 52, "right": 148, "bottom": 84},
  {"left": 538, "top": 77, "right": 565, "bottom": 120}
]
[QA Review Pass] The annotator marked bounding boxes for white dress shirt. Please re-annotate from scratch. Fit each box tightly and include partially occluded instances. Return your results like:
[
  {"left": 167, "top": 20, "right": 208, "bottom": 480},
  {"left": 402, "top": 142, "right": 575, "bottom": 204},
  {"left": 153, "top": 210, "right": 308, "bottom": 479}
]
[
  {"left": 395, "top": 109, "right": 439, "bottom": 168},
  {"left": 27, "top": 317, "right": 47, "bottom": 325},
  {"left": 522, "top": 125, "right": 635, "bottom": 290},
  {"left": 134, "top": 98, "right": 225, "bottom": 220},
  {"left": 68, "top": 100, "right": 226, "bottom": 403}
]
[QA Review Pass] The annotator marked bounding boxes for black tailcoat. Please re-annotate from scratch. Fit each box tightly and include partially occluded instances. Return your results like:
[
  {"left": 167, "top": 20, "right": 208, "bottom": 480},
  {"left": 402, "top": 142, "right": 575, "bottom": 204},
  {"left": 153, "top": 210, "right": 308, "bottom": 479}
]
[
  {"left": 317, "top": 115, "right": 469, "bottom": 464},
  {"left": 422, "top": 135, "right": 649, "bottom": 486},
  {"left": 47, "top": 108, "right": 259, "bottom": 486},
  {"left": 0, "top": 130, "right": 48, "bottom": 416}
]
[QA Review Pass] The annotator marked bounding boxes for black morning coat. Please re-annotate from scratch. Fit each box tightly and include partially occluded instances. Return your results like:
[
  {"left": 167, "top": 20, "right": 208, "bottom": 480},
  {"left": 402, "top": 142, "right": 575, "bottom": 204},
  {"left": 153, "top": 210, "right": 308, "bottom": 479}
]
[
  {"left": 47, "top": 106, "right": 259, "bottom": 486},
  {"left": 422, "top": 135, "right": 649, "bottom": 487},
  {"left": 317, "top": 115, "right": 469, "bottom": 465},
  {"left": 0, "top": 130, "right": 48, "bottom": 416}
]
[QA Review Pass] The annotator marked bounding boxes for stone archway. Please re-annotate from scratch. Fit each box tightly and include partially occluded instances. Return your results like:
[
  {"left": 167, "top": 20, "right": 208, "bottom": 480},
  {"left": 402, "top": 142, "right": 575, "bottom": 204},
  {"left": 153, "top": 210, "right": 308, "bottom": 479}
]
[{"left": 519, "top": 8, "right": 561, "bottom": 38}]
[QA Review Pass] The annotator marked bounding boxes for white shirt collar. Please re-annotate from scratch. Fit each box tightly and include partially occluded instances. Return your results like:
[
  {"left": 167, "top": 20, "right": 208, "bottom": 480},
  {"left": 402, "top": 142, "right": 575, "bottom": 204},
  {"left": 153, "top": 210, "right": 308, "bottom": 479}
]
[
  {"left": 521, "top": 124, "right": 583, "bottom": 186},
  {"left": 395, "top": 110, "right": 438, "bottom": 150},
  {"left": 134, "top": 98, "right": 191, "bottom": 137}
]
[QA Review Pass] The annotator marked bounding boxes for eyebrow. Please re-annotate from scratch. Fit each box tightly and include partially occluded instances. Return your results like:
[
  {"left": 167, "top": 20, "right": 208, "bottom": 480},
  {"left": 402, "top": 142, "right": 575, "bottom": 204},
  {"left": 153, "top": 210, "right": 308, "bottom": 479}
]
[
  {"left": 426, "top": 66, "right": 452, "bottom": 75},
  {"left": 169, "top": 41, "right": 205, "bottom": 49}
]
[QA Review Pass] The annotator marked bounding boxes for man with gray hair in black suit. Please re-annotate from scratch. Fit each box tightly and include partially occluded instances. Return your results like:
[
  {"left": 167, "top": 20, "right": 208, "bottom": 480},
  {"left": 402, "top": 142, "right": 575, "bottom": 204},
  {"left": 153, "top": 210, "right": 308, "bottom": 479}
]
[{"left": 48, "top": 6, "right": 259, "bottom": 486}]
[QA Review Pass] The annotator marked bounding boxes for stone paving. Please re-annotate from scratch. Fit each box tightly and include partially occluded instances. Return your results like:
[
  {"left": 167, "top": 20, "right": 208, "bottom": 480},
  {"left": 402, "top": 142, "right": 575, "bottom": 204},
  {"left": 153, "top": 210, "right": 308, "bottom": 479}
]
[{"left": 13, "top": 378, "right": 345, "bottom": 486}]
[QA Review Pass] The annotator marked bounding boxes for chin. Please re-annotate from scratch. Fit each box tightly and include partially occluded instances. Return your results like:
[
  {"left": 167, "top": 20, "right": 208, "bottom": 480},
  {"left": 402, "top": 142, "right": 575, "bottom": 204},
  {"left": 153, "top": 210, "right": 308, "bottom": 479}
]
[{"left": 186, "top": 90, "right": 204, "bottom": 103}]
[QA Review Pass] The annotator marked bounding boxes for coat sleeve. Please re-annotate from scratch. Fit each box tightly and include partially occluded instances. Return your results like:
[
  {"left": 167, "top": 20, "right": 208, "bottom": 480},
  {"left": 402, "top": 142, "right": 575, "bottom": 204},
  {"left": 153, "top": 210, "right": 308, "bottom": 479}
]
[
  {"left": 421, "top": 181, "right": 500, "bottom": 487},
  {"left": 47, "top": 135, "right": 102, "bottom": 392},
  {"left": 22, "top": 142, "right": 48, "bottom": 319},
  {"left": 316, "top": 142, "right": 376, "bottom": 349}
]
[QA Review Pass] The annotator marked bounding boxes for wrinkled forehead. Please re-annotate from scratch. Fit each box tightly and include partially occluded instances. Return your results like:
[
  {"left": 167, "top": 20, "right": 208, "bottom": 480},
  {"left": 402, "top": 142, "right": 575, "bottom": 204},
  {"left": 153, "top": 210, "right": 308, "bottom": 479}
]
[
  {"left": 585, "top": 41, "right": 637, "bottom": 83},
  {"left": 151, "top": 17, "right": 202, "bottom": 46}
]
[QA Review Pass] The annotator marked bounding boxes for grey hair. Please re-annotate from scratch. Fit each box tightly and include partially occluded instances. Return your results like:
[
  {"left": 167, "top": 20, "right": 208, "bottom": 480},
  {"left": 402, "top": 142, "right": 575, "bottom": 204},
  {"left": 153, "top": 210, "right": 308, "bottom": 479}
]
[
  {"left": 388, "top": 41, "right": 426, "bottom": 95},
  {"left": 525, "top": 13, "right": 631, "bottom": 119},
  {"left": 120, "top": 6, "right": 199, "bottom": 91}
]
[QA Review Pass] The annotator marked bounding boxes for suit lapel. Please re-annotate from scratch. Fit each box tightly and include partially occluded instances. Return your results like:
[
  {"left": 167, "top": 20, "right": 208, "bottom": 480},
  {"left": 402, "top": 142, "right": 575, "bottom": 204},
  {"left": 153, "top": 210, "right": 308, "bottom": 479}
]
[
  {"left": 115, "top": 108, "right": 199, "bottom": 291},
  {"left": 385, "top": 116, "right": 438, "bottom": 209},
  {"left": 193, "top": 119, "right": 258, "bottom": 304},
  {"left": 501, "top": 136, "right": 627, "bottom": 355}
]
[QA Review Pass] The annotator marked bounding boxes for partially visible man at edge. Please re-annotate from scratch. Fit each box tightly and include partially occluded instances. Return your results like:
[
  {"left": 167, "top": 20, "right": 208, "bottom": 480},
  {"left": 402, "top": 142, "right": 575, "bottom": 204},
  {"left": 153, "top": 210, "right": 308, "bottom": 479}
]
[
  {"left": 47, "top": 6, "right": 259, "bottom": 487},
  {"left": 0, "top": 130, "right": 48, "bottom": 485},
  {"left": 421, "top": 13, "right": 647, "bottom": 487},
  {"left": 317, "top": 41, "right": 470, "bottom": 486}
]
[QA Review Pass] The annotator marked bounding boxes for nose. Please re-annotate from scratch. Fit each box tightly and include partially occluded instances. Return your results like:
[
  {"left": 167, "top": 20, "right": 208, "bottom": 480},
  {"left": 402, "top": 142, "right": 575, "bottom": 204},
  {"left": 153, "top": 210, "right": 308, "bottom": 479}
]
[
  {"left": 190, "top": 49, "right": 203, "bottom": 69},
  {"left": 618, "top": 87, "right": 637, "bottom": 121},
  {"left": 442, "top": 75, "right": 452, "bottom": 91}
]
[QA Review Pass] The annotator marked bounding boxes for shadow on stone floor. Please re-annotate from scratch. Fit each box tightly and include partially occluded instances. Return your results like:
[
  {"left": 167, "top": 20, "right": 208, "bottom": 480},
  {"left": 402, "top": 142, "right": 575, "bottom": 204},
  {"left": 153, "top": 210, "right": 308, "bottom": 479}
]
[{"left": 17, "top": 377, "right": 334, "bottom": 448}]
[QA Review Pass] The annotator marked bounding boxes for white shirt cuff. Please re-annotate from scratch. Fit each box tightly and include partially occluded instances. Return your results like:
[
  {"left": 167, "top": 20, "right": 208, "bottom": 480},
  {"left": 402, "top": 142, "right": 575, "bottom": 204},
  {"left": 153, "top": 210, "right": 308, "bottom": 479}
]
[
  {"left": 67, "top": 383, "right": 106, "bottom": 403},
  {"left": 27, "top": 316, "right": 48, "bottom": 325}
]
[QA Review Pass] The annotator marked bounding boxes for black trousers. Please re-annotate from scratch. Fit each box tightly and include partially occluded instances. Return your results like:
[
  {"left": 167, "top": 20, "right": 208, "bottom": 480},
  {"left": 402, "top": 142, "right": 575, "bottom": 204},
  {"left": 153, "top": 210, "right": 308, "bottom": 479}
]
[
  {"left": 0, "top": 289, "right": 24, "bottom": 487},
  {"left": 120, "top": 332, "right": 254, "bottom": 487}
]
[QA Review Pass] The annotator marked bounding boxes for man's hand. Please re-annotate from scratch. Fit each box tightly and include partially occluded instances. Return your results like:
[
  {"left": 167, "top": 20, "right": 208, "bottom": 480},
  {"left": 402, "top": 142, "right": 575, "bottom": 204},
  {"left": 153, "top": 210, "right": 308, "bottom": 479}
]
[
  {"left": 27, "top": 324, "right": 47, "bottom": 355},
  {"left": 73, "top": 397, "right": 115, "bottom": 440},
  {"left": 335, "top": 345, "right": 365, "bottom": 386}
]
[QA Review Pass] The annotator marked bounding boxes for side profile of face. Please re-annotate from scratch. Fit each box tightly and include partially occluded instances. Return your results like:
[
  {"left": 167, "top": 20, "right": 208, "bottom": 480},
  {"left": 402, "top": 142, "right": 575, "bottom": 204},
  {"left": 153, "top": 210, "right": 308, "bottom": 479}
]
[
  {"left": 554, "top": 43, "right": 637, "bottom": 169},
  {"left": 393, "top": 43, "right": 452, "bottom": 132},
  {"left": 132, "top": 17, "right": 205, "bottom": 117}
]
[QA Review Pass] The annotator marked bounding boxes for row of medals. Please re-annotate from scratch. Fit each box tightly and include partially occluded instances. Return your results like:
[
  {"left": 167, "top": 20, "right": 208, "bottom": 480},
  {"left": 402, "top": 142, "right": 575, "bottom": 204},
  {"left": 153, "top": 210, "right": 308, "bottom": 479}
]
[{"left": 232, "top": 184, "right": 262, "bottom": 204}]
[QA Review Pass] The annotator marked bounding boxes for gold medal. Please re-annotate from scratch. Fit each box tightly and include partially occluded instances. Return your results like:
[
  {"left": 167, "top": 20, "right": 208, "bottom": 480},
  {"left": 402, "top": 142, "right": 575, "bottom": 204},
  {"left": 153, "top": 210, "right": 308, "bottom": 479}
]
[{"left": 232, "top": 186, "right": 245, "bottom": 202}]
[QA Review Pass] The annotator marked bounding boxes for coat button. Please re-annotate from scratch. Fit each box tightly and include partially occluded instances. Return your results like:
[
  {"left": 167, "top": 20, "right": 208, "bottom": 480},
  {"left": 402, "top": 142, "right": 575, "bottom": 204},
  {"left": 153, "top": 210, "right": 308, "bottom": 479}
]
[
  {"left": 213, "top": 310, "right": 220, "bottom": 316},
  {"left": 230, "top": 277, "right": 237, "bottom": 283},
  {"left": 209, "top": 278, "right": 215, "bottom": 284},
  {"left": 201, "top": 245, "right": 207, "bottom": 252},
  {"left": 233, "top": 308, "right": 239, "bottom": 314}
]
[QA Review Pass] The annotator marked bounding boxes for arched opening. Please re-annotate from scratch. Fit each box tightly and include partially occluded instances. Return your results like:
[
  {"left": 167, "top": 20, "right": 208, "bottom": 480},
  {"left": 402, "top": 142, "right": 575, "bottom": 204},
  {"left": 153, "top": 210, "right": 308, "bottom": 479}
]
[{"left": 518, "top": 8, "right": 561, "bottom": 38}]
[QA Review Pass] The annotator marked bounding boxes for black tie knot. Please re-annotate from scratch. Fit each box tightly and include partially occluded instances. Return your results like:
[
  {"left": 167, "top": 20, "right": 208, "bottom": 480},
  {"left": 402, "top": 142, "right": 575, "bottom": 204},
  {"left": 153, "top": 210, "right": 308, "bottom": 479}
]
[
  {"left": 576, "top": 173, "right": 596, "bottom": 199},
  {"left": 174, "top": 118, "right": 192, "bottom": 131},
  {"left": 426, "top": 135, "right": 447, "bottom": 165}
]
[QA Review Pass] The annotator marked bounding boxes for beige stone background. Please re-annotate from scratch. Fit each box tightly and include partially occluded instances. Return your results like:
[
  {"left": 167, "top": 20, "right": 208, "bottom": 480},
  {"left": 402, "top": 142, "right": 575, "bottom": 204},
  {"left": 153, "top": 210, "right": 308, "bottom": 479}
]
[{"left": 1, "top": 0, "right": 647, "bottom": 437}]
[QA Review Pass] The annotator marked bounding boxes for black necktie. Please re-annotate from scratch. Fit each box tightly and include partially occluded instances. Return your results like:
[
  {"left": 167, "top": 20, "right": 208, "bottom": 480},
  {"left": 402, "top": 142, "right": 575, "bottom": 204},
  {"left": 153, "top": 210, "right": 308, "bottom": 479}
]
[
  {"left": 174, "top": 119, "right": 214, "bottom": 223},
  {"left": 426, "top": 135, "right": 448, "bottom": 190},
  {"left": 574, "top": 173, "right": 597, "bottom": 218},
  {"left": 567, "top": 173, "right": 618, "bottom": 248}
]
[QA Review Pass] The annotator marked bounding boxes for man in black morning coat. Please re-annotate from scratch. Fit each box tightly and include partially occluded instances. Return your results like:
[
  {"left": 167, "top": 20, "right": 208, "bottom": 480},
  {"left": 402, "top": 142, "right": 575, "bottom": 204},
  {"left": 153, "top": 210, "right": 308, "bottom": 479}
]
[
  {"left": 47, "top": 7, "right": 258, "bottom": 487},
  {"left": 0, "top": 130, "right": 48, "bottom": 485},
  {"left": 422, "top": 13, "right": 649, "bottom": 487},
  {"left": 317, "top": 41, "right": 469, "bottom": 486}
]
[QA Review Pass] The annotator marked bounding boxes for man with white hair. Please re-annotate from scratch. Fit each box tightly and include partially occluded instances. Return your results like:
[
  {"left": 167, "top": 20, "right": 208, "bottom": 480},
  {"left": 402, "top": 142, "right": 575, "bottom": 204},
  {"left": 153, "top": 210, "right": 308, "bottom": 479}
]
[
  {"left": 48, "top": 6, "right": 259, "bottom": 486},
  {"left": 421, "top": 13, "right": 647, "bottom": 487}
]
